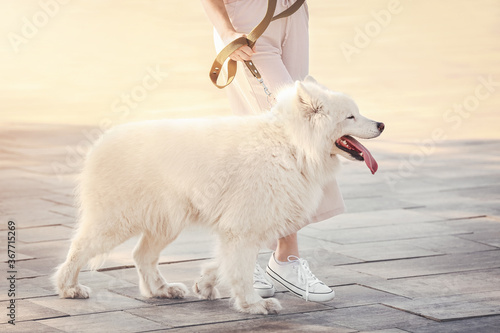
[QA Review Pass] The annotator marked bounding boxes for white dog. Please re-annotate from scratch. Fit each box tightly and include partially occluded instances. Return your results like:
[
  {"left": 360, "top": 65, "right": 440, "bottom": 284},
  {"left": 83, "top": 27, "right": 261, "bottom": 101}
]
[{"left": 54, "top": 76, "right": 384, "bottom": 314}]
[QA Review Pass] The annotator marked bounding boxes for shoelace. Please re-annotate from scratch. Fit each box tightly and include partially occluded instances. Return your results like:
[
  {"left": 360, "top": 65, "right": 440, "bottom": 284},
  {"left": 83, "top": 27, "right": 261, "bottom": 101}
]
[
  {"left": 287, "top": 255, "right": 322, "bottom": 301},
  {"left": 254, "top": 264, "right": 273, "bottom": 287}
]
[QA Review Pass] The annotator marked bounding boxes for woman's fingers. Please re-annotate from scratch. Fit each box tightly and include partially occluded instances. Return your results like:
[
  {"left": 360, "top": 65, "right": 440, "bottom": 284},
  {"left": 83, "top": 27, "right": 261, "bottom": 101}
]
[
  {"left": 239, "top": 45, "right": 255, "bottom": 58},
  {"left": 229, "top": 45, "right": 255, "bottom": 62},
  {"left": 224, "top": 32, "right": 256, "bottom": 62},
  {"left": 229, "top": 53, "right": 242, "bottom": 62}
]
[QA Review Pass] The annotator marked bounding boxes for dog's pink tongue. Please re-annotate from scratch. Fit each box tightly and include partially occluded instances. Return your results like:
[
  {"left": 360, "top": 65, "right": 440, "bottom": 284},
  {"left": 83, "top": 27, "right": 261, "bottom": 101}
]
[{"left": 344, "top": 136, "right": 378, "bottom": 174}]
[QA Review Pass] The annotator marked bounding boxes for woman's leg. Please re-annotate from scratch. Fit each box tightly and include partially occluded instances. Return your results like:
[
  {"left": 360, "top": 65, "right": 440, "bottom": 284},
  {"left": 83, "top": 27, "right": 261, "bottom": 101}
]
[{"left": 275, "top": 233, "right": 299, "bottom": 261}]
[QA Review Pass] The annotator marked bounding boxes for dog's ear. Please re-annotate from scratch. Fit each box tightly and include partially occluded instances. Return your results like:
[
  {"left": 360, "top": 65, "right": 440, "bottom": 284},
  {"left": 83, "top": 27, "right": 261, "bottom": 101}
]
[
  {"left": 295, "top": 81, "right": 322, "bottom": 118},
  {"left": 304, "top": 75, "right": 318, "bottom": 84},
  {"left": 295, "top": 81, "right": 312, "bottom": 110}
]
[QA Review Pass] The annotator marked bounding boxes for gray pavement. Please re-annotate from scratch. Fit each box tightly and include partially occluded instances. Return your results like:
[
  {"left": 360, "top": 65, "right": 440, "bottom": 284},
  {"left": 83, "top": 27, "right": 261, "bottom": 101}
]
[
  {"left": 1, "top": 124, "right": 499, "bottom": 332},
  {"left": 1, "top": 1, "right": 500, "bottom": 331}
]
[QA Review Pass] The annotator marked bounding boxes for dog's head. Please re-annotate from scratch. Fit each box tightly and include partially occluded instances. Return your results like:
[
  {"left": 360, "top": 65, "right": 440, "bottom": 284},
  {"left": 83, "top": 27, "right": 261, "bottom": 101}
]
[{"left": 275, "top": 76, "right": 384, "bottom": 174}]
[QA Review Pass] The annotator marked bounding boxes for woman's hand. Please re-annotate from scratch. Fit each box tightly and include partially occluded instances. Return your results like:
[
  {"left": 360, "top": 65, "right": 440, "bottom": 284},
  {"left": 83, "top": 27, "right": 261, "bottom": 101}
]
[{"left": 222, "top": 31, "right": 256, "bottom": 62}]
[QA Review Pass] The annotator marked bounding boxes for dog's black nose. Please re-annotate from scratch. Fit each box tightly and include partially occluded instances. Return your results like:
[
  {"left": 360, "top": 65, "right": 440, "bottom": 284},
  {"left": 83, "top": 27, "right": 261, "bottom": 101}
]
[{"left": 377, "top": 122, "right": 385, "bottom": 133}]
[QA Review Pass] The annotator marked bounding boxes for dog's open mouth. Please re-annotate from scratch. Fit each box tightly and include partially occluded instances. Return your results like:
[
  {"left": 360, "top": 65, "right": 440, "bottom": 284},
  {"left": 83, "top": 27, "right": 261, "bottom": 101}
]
[{"left": 335, "top": 136, "right": 378, "bottom": 174}]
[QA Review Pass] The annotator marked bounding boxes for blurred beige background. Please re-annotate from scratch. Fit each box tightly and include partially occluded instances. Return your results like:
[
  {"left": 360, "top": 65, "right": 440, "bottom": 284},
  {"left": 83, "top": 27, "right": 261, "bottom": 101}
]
[{"left": 0, "top": 0, "right": 499, "bottom": 141}]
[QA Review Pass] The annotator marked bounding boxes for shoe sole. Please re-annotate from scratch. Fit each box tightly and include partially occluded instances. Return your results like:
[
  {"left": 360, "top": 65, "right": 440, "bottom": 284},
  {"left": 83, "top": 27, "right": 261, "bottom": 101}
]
[{"left": 266, "top": 266, "right": 335, "bottom": 302}]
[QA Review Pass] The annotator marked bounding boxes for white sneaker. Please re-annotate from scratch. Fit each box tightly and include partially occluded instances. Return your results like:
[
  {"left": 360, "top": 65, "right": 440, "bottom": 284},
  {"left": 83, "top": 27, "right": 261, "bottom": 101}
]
[
  {"left": 253, "top": 263, "right": 275, "bottom": 298},
  {"left": 266, "top": 254, "right": 335, "bottom": 302}
]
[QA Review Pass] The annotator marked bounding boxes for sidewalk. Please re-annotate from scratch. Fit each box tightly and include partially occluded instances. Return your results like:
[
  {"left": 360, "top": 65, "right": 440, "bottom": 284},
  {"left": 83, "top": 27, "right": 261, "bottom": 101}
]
[
  {"left": 1, "top": 0, "right": 500, "bottom": 332},
  {"left": 1, "top": 123, "right": 499, "bottom": 332}
]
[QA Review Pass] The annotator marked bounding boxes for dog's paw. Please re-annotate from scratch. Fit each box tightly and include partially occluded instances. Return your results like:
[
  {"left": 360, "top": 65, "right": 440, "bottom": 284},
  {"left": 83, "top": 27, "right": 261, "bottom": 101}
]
[
  {"left": 153, "top": 283, "right": 188, "bottom": 299},
  {"left": 60, "top": 284, "right": 91, "bottom": 299},
  {"left": 236, "top": 298, "right": 282, "bottom": 315},
  {"left": 193, "top": 280, "right": 220, "bottom": 300}
]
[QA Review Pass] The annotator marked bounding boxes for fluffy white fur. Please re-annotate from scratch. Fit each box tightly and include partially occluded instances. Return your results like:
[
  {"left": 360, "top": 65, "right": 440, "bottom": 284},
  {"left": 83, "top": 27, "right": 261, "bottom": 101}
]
[{"left": 54, "top": 76, "right": 383, "bottom": 315}]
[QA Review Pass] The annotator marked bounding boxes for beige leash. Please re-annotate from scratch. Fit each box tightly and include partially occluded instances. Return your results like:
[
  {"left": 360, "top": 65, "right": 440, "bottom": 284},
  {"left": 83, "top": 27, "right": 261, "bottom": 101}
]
[{"left": 209, "top": 0, "right": 305, "bottom": 104}]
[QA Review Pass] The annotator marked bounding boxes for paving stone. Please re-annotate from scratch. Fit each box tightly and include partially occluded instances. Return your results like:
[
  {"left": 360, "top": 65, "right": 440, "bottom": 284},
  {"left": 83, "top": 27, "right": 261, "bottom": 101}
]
[
  {"left": 78, "top": 270, "right": 137, "bottom": 292},
  {"left": 0, "top": 321, "right": 64, "bottom": 332},
  {"left": 126, "top": 292, "right": 330, "bottom": 328},
  {"left": 439, "top": 218, "right": 500, "bottom": 248},
  {"left": 0, "top": 299, "right": 68, "bottom": 324},
  {"left": 0, "top": 177, "right": 49, "bottom": 200},
  {"left": 451, "top": 185, "right": 500, "bottom": 202},
  {"left": 423, "top": 174, "right": 500, "bottom": 191},
  {"left": 394, "top": 235, "right": 496, "bottom": 255},
  {"left": 359, "top": 329, "right": 408, "bottom": 333},
  {"left": 298, "top": 247, "right": 364, "bottom": 268},
  {"left": 0, "top": 278, "right": 56, "bottom": 301},
  {"left": 384, "top": 291, "right": 500, "bottom": 321},
  {"left": 325, "top": 285, "right": 408, "bottom": 309},
  {"left": 0, "top": 200, "right": 73, "bottom": 229},
  {"left": 14, "top": 267, "right": 43, "bottom": 279},
  {"left": 49, "top": 205, "right": 77, "bottom": 219},
  {"left": 162, "top": 310, "right": 356, "bottom": 332},
  {"left": 304, "top": 304, "right": 432, "bottom": 331},
  {"left": 126, "top": 298, "right": 259, "bottom": 327},
  {"left": 306, "top": 208, "right": 442, "bottom": 231},
  {"left": 429, "top": 208, "right": 498, "bottom": 220},
  {"left": 317, "top": 265, "right": 386, "bottom": 287},
  {"left": 40, "top": 193, "right": 75, "bottom": 207},
  {"left": 392, "top": 188, "right": 494, "bottom": 208},
  {"left": 20, "top": 163, "right": 76, "bottom": 178},
  {"left": 30, "top": 290, "right": 149, "bottom": 316},
  {"left": 460, "top": 232, "right": 500, "bottom": 248},
  {"left": 108, "top": 285, "right": 200, "bottom": 306},
  {"left": 422, "top": 207, "right": 493, "bottom": 220},
  {"left": 1, "top": 252, "right": 34, "bottom": 261},
  {"left": 14, "top": 213, "right": 72, "bottom": 229},
  {"left": 17, "top": 258, "right": 69, "bottom": 278},
  {"left": 17, "top": 225, "right": 73, "bottom": 244},
  {"left": 342, "top": 196, "right": 416, "bottom": 213},
  {"left": 2, "top": 270, "right": 137, "bottom": 303},
  {"left": 15, "top": 239, "right": 72, "bottom": 261},
  {"left": 403, "top": 315, "right": 500, "bottom": 333},
  {"left": 362, "top": 268, "right": 500, "bottom": 298},
  {"left": 0, "top": 196, "right": 51, "bottom": 214},
  {"left": 39, "top": 310, "right": 166, "bottom": 332},
  {"left": 344, "top": 250, "right": 500, "bottom": 279},
  {"left": 331, "top": 240, "right": 440, "bottom": 262},
  {"left": 374, "top": 176, "right": 452, "bottom": 195},
  {"left": 301, "top": 222, "right": 471, "bottom": 245},
  {"left": 442, "top": 216, "right": 500, "bottom": 230},
  {"left": 403, "top": 192, "right": 500, "bottom": 219}
]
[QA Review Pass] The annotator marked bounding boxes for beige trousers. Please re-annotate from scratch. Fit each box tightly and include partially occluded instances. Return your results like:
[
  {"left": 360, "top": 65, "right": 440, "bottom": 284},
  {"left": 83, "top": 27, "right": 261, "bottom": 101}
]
[{"left": 215, "top": 0, "right": 345, "bottom": 224}]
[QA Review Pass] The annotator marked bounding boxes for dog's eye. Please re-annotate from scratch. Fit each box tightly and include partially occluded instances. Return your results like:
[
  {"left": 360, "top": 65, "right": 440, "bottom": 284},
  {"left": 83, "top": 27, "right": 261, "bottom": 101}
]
[{"left": 347, "top": 115, "right": 355, "bottom": 120}]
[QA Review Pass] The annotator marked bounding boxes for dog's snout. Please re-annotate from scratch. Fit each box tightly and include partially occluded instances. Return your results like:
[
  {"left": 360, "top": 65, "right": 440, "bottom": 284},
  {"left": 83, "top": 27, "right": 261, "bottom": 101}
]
[{"left": 377, "top": 122, "right": 385, "bottom": 133}]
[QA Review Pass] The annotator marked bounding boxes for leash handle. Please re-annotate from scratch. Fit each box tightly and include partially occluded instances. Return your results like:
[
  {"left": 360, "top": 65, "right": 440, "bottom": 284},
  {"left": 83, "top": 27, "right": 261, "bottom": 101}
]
[{"left": 209, "top": 0, "right": 305, "bottom": 89}]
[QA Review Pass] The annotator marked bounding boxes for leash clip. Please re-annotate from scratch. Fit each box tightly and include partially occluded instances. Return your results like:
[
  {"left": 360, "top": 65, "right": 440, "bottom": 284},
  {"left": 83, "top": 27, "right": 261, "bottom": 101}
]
[{"left": 257, "top": 78, "right": 276, "bottom": 107}]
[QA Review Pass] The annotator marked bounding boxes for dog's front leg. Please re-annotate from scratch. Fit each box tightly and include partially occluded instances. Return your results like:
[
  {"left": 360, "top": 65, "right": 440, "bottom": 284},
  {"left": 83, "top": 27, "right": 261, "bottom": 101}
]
[{"left": 216, "top": 237, "right": 281, "bottom": 315}]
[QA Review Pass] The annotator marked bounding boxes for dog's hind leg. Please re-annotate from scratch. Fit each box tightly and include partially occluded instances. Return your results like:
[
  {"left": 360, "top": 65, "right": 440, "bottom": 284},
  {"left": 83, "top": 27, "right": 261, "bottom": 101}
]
[
  {"left": 54, "top": 220, "right": 134, "bottom": 299},
  {"left": 216, "top": 237, "right": 282, "bottom": 315},
  {"left": 133, "top": 232, "right": 188, "bottom": 299},
  {"left": 193, "top": 261, "right": 220, "bottom": 300}
]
